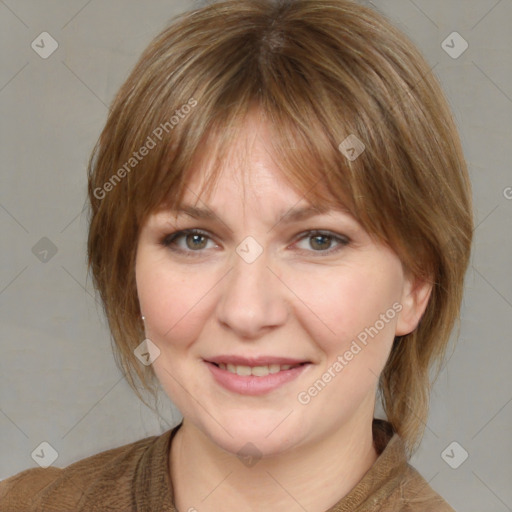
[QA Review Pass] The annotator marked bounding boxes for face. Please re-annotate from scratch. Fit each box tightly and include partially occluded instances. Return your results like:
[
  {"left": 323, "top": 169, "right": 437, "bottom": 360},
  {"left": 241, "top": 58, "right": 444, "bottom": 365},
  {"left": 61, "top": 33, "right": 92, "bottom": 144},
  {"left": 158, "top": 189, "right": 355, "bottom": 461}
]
[{"left": 135, "top": 110, "right": 430, "bottom": 457}]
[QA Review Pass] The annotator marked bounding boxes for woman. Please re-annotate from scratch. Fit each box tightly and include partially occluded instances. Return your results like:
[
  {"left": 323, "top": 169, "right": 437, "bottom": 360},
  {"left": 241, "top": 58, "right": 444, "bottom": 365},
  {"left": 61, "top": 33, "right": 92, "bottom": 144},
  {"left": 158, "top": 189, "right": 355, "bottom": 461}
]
[{"left": 0, "top": 0, "right": 473, "bottom": 510}]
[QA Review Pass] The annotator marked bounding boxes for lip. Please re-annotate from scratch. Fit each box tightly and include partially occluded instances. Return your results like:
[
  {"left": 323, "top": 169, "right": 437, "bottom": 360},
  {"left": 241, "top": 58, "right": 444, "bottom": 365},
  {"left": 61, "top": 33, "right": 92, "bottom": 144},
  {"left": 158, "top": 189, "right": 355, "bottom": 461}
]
[{"left": 204, "top": 358, "right": 312, "bottom": 396}]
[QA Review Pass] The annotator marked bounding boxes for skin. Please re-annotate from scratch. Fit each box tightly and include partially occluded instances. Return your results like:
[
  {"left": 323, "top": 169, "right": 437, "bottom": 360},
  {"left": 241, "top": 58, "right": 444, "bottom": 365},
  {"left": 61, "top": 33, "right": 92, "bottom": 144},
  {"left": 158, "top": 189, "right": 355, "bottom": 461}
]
[{"left": 135, "top": 110, "right": 432, "bottom": 512}]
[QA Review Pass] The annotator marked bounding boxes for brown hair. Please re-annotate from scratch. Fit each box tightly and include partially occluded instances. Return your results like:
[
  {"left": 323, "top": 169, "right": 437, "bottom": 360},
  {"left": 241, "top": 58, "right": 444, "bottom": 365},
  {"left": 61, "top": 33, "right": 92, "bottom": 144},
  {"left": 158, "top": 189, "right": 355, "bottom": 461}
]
[{"left": 87, "top": 0, "right": 473, "bottom": 456}]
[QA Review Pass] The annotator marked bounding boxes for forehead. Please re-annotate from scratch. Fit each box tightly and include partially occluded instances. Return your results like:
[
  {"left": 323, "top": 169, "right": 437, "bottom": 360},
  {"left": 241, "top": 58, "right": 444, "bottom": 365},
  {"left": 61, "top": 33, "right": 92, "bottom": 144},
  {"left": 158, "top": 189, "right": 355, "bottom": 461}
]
[{"left": 177, "top": 108, "right": 343, "bottom": 211}]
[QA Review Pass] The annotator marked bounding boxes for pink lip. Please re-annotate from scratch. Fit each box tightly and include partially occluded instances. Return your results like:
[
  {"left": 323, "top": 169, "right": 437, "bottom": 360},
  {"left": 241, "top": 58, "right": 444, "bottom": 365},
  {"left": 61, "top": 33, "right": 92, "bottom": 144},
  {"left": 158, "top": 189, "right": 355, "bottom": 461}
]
[{"left": 204, "top": 360, "right": 312, "bottom": 396}]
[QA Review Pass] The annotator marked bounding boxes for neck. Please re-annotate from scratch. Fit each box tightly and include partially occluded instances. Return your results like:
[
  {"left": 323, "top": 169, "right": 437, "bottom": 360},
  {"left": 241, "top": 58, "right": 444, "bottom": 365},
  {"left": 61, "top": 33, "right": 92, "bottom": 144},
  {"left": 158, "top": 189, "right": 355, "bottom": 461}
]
[{"left": 169, "top": 412, "right": 378, "bottom": 512}]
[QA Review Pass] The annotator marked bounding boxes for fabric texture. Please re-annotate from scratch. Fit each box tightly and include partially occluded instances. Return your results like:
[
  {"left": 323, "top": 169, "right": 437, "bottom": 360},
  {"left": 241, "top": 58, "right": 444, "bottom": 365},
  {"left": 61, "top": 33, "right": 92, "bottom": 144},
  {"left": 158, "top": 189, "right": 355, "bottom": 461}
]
[{"left": 0, "top": 419, "right": 455, "bottom": 511}]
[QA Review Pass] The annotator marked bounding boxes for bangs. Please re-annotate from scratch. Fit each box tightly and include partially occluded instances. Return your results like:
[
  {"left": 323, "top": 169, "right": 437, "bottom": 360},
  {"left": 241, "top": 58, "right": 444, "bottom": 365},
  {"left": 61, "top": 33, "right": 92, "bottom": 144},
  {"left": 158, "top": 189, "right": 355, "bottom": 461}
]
[{"left": 146, "top": 101, "right": 362, "bottom": 225}]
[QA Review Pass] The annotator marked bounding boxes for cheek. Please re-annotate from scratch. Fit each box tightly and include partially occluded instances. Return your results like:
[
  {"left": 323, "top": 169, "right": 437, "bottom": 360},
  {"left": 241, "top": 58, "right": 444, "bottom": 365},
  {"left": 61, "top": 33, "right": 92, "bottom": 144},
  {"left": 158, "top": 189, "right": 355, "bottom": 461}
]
[
  {"left": 136, "top": 256, "right": 216, "bottom": 402},
  {"left": 290, "top": 266, "right": 403, "bottom": 416},
  {"left": 286, "top": 262, "right": 403, "bottom": 352},
  {"left": 135, "top": 254, "right": 217, "bottom": 347}
]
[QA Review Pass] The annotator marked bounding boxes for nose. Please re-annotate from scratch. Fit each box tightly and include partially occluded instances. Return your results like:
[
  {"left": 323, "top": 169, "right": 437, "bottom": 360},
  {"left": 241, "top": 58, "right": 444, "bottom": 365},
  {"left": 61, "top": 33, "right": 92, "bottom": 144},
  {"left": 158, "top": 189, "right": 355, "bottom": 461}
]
[{"left": 215, "top": 246, "right": 289, "bottom": 339}]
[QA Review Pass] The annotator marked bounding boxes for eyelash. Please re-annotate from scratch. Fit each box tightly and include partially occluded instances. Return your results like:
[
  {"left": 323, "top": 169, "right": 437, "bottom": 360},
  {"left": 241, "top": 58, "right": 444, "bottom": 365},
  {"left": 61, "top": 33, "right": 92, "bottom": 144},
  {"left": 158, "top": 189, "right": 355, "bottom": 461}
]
[{"left": 160, "top": 229, "right": 350, "bottom": 258}]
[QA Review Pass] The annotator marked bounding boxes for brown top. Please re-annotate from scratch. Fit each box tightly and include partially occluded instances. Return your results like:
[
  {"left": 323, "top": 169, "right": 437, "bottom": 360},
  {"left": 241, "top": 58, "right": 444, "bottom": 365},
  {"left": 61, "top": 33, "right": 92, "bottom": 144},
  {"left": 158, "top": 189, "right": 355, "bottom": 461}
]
[{"left": 0, "top": 419, "right": 455, "bottom": 511}]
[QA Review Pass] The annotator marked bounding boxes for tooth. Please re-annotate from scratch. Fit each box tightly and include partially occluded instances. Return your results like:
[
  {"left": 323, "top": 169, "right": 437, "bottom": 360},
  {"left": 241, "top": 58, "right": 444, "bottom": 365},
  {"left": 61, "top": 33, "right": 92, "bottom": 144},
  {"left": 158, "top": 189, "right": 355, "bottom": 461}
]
[
  {"left": 236, "top": 365, "right": 252, "bottom": 376},
  {"left": 221, "top": 363, "right": 302, "bottom": 376},
  {"left": 251, "top": 366, "right": 269, "bottom": 377}
]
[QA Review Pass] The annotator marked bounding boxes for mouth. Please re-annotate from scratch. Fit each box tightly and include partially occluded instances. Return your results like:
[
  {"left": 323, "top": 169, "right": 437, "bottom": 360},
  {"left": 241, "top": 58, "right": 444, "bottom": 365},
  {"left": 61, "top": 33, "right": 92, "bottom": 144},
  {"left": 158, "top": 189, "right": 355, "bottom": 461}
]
[
  {"left": 208, "top": 361, "right": 308, "bottom": 377},
  {"left": 203, "top": 356, "right": 312, "bottom": 395}
]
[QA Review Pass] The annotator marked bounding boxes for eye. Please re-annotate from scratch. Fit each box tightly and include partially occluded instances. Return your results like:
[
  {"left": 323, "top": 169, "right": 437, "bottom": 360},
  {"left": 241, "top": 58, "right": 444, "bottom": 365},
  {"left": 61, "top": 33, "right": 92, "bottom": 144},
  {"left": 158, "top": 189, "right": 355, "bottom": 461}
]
[
  {"left": 161, "top": 229, "right": 350, "bottom": 257},
  {"left": 294, "top": 230, "right": 350, "bottom": 255},
  {"left": 161, "top": 229, "right": 217, "bottom": 255}
]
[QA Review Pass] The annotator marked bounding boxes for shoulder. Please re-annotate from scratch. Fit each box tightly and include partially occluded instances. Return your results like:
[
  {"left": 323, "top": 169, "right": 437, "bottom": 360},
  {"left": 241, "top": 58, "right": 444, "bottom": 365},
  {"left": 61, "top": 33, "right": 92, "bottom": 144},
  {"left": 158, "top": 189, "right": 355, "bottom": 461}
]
[
  {"left": 0, "top": 433, "right": 168, "bottom": 512},
  {"left": 0, "top": 467, "right": 62, "bottom": 511},
  {"left": 362, "top": 420, "right": 456, "bottom": 512}
]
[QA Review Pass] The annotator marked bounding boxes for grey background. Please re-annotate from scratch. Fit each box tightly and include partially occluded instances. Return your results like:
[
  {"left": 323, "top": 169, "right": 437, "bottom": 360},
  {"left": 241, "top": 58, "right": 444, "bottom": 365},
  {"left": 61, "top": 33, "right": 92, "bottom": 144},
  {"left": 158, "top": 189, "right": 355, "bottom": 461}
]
[{"left": 0, "top": 1, "right": 511, "bottom": 510}]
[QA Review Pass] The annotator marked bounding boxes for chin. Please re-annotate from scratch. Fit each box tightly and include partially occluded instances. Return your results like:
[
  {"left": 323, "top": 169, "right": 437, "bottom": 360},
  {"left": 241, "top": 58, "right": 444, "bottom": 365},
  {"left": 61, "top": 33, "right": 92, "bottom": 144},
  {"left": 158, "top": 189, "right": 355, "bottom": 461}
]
[{"left": 197, "top": 412, "right": 305, "bottom": 458}]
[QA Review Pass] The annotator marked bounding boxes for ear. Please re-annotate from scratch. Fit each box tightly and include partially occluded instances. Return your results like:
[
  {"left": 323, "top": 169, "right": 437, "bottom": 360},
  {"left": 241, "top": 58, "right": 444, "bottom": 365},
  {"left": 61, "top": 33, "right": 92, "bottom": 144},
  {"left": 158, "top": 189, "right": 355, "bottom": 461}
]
[{"left": 395, "top": 271, "right": 433, "bottom": 336}]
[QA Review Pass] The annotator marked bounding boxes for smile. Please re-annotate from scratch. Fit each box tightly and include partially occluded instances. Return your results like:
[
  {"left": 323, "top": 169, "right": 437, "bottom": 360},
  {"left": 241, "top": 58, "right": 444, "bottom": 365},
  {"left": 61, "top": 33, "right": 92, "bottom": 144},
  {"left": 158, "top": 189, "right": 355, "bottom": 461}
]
[
  {"left": 213, "top": 362, "right": 305, "bottom": 376},
  {"left": 204, "top": 358, "right": 312, "bottom": 396}
]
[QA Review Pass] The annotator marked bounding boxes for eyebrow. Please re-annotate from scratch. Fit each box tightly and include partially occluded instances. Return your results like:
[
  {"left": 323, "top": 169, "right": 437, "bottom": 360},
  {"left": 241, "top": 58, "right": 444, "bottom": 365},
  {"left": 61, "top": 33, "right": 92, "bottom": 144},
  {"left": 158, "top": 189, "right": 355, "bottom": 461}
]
[{"left": 172, "top": 204, "right": 348, "bottom": 226}]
